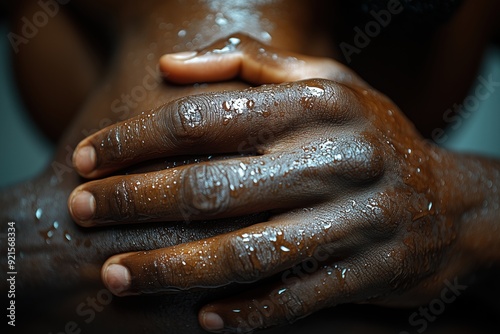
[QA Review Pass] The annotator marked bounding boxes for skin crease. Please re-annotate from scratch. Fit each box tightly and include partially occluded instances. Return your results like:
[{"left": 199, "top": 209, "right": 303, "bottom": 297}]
[
  {"left": 71, "top": 44, "right": 500, "bottom": 332},
  {"left": 2, "top": 0, "right": 500, "bottom": 333}
]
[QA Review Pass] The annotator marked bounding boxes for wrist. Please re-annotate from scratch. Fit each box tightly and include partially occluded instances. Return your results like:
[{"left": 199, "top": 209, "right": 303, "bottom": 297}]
[{"left": 438, "top": 149, "right": 500, "bottom": 268}]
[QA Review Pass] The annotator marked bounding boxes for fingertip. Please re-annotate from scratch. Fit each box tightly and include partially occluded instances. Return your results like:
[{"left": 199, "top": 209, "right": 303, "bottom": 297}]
[
  {"left": 160, "top": 50, "right": 242, "bottom": 84},
  {"left": 102, "top": 262, "right": 132, "bottom": 296},
  {"left": 69, "top": 189, "right": 96, "bottom": 224},
  {"left": 73, "top": 145, "right": 96, "bottom": 176},
  {"left": 199, "top": 311, "right": 225, "bottom": 332}
]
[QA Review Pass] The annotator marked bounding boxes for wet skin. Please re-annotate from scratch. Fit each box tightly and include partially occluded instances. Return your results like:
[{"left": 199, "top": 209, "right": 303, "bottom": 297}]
[
  {"left": 69, "top": 37, "right": 500, "bottom": 332},
  {"left": 2, "top": 0, "right": 500, "bottom": 333}
]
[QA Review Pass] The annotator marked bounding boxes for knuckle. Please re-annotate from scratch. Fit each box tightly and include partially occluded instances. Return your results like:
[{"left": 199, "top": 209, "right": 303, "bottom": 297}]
[
  {"left": 163, "top": 96, "right": 208, "bottom": 146},
  {"left": 334, "top": 136, "right": 385, "bottom": 183},
  {"left": 362, "top": 192, "right": 402, "bottom": 235},
  {"left": 298, "top": 79, "right": 357, "bottom": 123},
  {"left": 99, "top": 126, "right": 127, "bottom": 163},
  {"left": 279, "top": 288, "right": 307, "bottom": 322},
  {"left": 181, "top": 164, "right": 231, "bottom": 216},
  {"left": 379, "top": 246, "right": 412, "bottom": 292},
  {"left": 223, "top": 233, "right": 275, "bottom": 283},
  {"left": 108, "top": 179, "right": 137, "bottom": 221},
  {"left": 345, "top": 191, "right": 401, "bottom": 238},
  {"left": 298, "top": 79, "right": 333, "bottom": 111},
  {"left": 224, "top": 237, "right": 261, "bottom": 282}
]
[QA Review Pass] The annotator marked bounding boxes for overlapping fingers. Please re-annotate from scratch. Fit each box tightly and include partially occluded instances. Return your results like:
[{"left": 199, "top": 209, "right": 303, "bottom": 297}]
[
  {"left": 199, "top": 249, "right": 397, "bottom": 333},
  {"left": 69, "top": 134, "right": 385, "bottom": 226},
  {"left": 72, "top": 79, "right": 362, "bottom": 179},
  {"left": 100, "top": 198, "right": 397, "bottom": 297},
  {"left": 160, "top": 33, "right": 367, "bottom": 87}
]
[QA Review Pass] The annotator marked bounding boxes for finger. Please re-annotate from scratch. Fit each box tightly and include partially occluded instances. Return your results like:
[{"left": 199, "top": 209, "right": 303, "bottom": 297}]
[
  {"left": 69, "top": 136, "right": 383, "bottom": 226},
  {"left": 72, "top": 79, "right": 361, "bottom": 179},
  {"left": 160, "top": 33, "right": 367, "bottom": 87},
  {"left": 199, "top": 252, "right": 394, "bottom": 333},
  {"left": 100, "top": 201, "right": 390, "bottom": 296}
]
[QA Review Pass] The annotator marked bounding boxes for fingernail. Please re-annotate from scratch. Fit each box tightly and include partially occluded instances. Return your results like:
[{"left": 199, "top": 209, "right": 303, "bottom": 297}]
[
  {"left": 71, "top": 190, "right": 96, "bottom": 221},
  {"left": 166, "top": 51, "right": 198, "bottom": 60},
  {"left": 104, "top": 264, "right": 131, "bottom": 295},
  {"left": 73, "top": 145, "right": 96, "bottom": 174},
  {"left": 201, "top": 312, "right": 224, "bottom": 332}
]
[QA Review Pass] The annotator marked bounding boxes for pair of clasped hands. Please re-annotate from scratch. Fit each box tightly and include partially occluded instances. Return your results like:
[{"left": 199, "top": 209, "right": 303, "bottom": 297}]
[{"left": 68, "top": 35, "right": 463, "bottom": 332}]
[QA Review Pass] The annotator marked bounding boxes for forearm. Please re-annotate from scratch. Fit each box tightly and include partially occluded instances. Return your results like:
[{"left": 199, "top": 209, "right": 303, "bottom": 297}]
[
  {"left": 422, "top": 143, "right": 500, "bottom": 270},
  {"left": 449, "top": 152, "right": 500, "bottom": 265}
]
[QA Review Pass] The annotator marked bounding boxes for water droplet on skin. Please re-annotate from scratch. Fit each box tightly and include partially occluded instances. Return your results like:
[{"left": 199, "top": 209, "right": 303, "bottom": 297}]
[
  {"left": 53, "top": 221, "right": 59, "bottom": 229},
  {"left": 261, "top": 31, "right": 272, "bottom": 42},
  {"left": 178, "top": 29, "right": 187, "bottom": 38},
  {"left": 35, "top": 208, "right": 43, "bottom": 220},
  {"left": 65, "top": 233, "right": 72, "bottom": 241},
  {"left": 305, "top": 86, "right": 325, "bottom": 97},
  {"left": 216, "top": 16, "right": 228, "bottom": 25},
  {"left": 280, "top": 246, "right": 290, "bottom": 252},
  {"left": 232, "top": 309, "right": 241, "bottom": 313},
  {"left": 222, "top": 101, "right": 231, "bottom": 111},
  {"left": 278, "top": 288, "right": 287, "bottom": 295},
  {"left": 341, "top": 268, "right": 347, "bottom": 279}
]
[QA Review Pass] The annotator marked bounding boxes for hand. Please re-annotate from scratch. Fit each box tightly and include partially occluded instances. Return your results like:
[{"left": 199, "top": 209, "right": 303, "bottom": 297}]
[{"left": 68, "top": 35, "right": 473, "bottom": 333}]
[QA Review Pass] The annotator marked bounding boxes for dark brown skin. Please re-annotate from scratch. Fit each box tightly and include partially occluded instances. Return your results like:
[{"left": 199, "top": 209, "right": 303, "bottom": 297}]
[
  {"left": 2, "top": 0, "right": 500, "bottom": 333},
  {"left": 69, "top": 37, "right": 500, "bottom": 332}
]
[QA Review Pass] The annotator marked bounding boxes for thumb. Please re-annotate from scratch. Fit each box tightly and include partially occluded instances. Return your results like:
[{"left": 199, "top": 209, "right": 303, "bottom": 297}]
[{"left": 160, "top": 33, "right": 367, "bottom": 87}]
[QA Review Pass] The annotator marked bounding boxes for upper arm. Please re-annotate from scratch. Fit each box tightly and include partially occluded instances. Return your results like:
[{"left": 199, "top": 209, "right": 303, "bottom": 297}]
[{"left": 9, "top": 1, "right": 107, "bottom": 142}]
